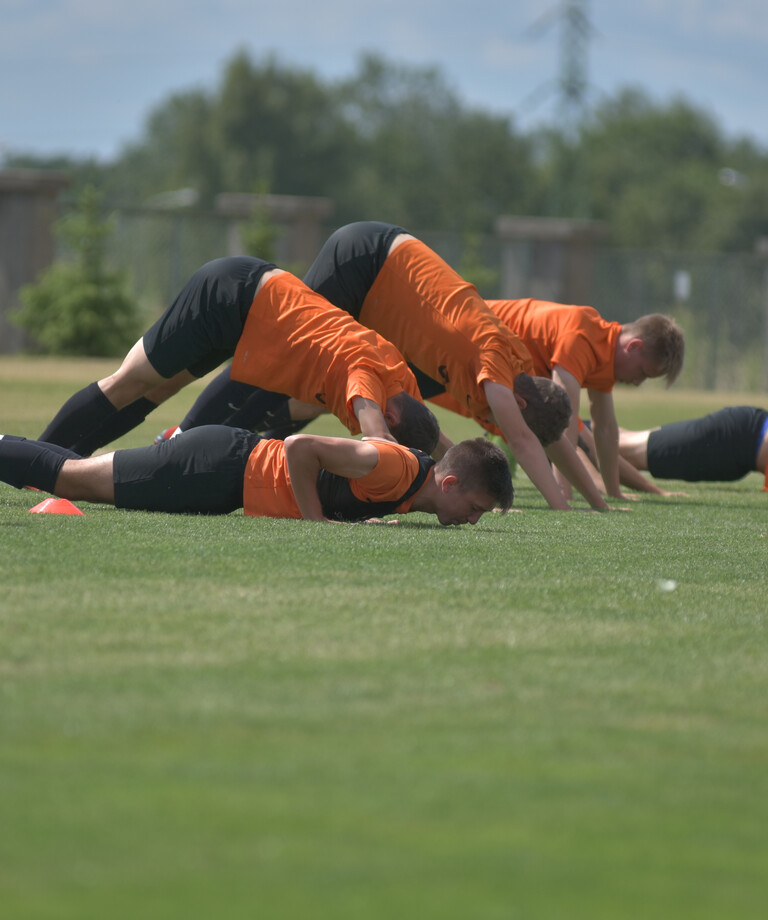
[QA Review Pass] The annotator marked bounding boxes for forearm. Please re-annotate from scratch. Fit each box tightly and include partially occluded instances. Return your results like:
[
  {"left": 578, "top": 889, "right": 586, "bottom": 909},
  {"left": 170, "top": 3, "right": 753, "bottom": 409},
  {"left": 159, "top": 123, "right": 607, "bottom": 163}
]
[
  {"left": 546, "top": 436, "right": 609, "bottom": 510},
  {"left": 593, "top": 424, "right": 622, "bottom": 497},
  {"left": 587, "top": 390, "right": 627, "bottom": 499},
  {"left": 484, "top": 379, "right": 570, "bottom": 510},
  {"left": 554, "top": 418, "right": 580, "bottom": 501},
  {"left": 577, "top": 447, "right": 607, "bottom": 492},
  {"left": 351, "top": 397, "right": 396, "bottom": 442},
  {"left": 510, "top": 434, "right": 571, "bottom": 510}
]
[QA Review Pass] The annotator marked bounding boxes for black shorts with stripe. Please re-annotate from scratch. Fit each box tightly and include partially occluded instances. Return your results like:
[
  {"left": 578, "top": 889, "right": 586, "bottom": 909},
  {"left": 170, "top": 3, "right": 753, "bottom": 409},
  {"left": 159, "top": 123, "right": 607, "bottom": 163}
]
[
  {"left": 143, "top": 257, "right": 275, "bottom": 379},
  {"left": 113, "top": 426, "right": 263, "bottom": 514},
  {"left": 647, "top": 406, "right": 768, "bottom": 482}
]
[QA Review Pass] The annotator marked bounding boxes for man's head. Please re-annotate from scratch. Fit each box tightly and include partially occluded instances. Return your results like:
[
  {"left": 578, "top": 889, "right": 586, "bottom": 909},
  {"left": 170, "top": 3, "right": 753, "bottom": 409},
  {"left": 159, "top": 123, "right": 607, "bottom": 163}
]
[
  {"left": 615, "top": 314, "right": 685, "bottom": 387},
  {"left": 385, "top": 392, "right": 441, "bottom": 454},
  {"left": 432, "top": 438, "right": 513, "bottom": 525},
  {"left": 513, "top": 374, "right": 572, "bottom": 446}
]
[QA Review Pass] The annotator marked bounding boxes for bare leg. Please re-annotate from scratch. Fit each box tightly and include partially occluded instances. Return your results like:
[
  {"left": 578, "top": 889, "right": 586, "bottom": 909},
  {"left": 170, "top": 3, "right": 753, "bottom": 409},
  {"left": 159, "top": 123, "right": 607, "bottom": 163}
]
[
  {"left": 617, "top": 427, "right": 655, "bottom": 470},
  {"left": 98, "top": 338, "right": 196, "bottom": 409},
  {"left": 54, "top": 454, "right": 117, "bottom": 504}
]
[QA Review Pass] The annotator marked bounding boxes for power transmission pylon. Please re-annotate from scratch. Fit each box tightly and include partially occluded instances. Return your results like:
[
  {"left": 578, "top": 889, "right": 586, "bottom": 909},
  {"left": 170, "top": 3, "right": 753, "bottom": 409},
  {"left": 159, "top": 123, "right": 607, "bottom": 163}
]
[{"left": 519, "top": 0, "right": 595, "bottom": 215}]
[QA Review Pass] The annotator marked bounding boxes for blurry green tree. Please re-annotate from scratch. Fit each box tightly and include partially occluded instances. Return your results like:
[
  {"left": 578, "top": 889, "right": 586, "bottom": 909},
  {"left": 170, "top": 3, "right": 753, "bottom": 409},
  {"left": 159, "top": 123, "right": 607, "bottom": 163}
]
[
  {"left": 13, "top": 186, "right": 141, "bottom": 356},
  {"left": 7, "top": 55, "right": 768, "bottom": 251}
]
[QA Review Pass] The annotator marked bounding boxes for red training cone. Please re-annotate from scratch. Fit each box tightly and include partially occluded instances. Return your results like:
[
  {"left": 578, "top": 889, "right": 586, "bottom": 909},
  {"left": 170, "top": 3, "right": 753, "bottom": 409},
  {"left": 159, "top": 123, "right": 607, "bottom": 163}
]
[{"left": 28, "top": 498, "right": 85, "bottom": 516}]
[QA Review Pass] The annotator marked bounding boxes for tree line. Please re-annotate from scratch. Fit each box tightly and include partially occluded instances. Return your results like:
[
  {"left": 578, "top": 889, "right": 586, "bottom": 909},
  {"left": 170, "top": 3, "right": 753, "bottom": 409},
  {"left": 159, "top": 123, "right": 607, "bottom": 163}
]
[{"left": 9, "top": 50, "right": 768, "bottom": 252}]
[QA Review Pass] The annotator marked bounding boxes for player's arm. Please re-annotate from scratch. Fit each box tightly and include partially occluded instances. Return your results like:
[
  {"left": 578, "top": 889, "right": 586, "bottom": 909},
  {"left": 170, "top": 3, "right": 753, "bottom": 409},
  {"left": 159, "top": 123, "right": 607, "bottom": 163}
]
[
  {"left": 551, "top": 365, "right": 582, "bottom": 499},
  {"left": 587, "top": 389, "right": 627, "bottom": 499},
  {"left": 283, "top": 434, "right": 381, "bottom": 521},
  {"left": 544, "top": 434, "right": 610, "bottom": 510},
  {"left": 483, "top": 380, "right": 571, "bottom": 510},
  {"left": 579, "top": 421, "right": 668, "bottom": 496},
  {"left": 351, "top": 396, "right": 397, "bottom": 443},
  {"left": 576, "top": 444, "right": 608, "bottom": 492}
]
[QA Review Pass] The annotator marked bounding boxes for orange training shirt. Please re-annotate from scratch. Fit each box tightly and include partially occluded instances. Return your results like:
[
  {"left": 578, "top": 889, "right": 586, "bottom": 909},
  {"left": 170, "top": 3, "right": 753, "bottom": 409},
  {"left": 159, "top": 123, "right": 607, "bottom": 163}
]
[
  {"left": 231, "top": 272, "right": 421, "bottom": 434},
  {"left": 359, "top": 240, "right": 533, "bottom": 427},
  {"left": 486, "top": 299, "right": 621, "bottom": 393},
  {"left": 242, "top": 438, "right": 431, "bottom": 519}
]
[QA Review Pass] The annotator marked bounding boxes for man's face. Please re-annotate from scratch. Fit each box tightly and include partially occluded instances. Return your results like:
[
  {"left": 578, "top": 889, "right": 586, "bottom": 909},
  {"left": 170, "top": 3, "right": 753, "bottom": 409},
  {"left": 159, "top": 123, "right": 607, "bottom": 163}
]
[
  {"left": 614, "top": 340, "right": 660, "bottom": 386},
  {"left": 435, "top": 477, "right": 496, "bottom": 526}
]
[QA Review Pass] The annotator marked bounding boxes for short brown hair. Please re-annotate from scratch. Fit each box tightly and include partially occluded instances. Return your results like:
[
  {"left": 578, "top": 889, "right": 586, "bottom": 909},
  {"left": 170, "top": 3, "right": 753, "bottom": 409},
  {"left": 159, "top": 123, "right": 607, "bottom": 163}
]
[
  {"left": 514, "top": 374, "right": 571, "bottom": 446},
  {"left": 622, "top": 314, "right": 685, "bottom": 387},
  {"left": 435, "top": 438, "right": 514, "bottom": 512},
  {"left": 388, "top": 392, "right": 441, "bottom": 454}
]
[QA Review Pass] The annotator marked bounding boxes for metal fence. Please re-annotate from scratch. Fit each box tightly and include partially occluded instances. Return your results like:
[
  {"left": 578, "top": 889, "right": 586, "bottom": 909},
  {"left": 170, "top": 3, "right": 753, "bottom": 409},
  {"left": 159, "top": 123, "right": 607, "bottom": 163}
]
[{"left": 591, "top": 248, "right": 768, "bottom": 392}]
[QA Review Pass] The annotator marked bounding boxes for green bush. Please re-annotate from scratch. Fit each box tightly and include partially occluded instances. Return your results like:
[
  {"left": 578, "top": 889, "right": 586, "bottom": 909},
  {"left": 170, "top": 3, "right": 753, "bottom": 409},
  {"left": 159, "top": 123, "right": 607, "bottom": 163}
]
[{"left": 14, "top": 186, "right": 141, "bottom": 356}]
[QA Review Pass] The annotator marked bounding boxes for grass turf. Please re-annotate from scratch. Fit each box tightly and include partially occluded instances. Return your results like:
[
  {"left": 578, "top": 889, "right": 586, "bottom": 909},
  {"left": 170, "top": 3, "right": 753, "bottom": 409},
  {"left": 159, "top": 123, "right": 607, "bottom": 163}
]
[{"left": 1, "top": 358, "right": 767, "bottom": 919}]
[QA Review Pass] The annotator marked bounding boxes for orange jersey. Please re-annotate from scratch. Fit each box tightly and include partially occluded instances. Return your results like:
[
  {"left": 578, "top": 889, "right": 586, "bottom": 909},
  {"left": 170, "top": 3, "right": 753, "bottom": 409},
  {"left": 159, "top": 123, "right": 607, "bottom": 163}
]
[
  {"left": 231, "top": 272, "right": 421, "bottom": 434},
  {"left": 242, "top": 438, "right": 430, "bottom": 519},
  {"left": 359, "top": 240, "right": 533, "bottom": 427},
  {"left": 486, "top": 299, "right": 621, "bottom": 393}
]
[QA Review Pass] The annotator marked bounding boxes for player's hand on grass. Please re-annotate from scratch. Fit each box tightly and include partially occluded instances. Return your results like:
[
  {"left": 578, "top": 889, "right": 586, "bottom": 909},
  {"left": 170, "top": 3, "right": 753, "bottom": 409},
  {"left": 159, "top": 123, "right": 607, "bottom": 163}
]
[{"left": 609, "top": 490, "right": 640, "bottom": 502}]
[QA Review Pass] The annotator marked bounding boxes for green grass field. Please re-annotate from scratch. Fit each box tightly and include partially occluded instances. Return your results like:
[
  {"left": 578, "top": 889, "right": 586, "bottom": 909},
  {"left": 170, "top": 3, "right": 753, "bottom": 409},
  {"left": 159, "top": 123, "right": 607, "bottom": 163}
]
[{"left": 2, "top": 358, "right": 767, "bottom": 920}]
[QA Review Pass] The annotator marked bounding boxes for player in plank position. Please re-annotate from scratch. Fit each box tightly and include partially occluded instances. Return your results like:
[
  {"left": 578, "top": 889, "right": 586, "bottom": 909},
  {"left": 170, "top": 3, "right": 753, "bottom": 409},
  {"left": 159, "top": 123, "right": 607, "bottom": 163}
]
[
  {"left": 164, "top": 223, "right": 606, "bottom": 510},
  {"left": 422, "top": 298, "right": 684, "bottom": 500},
  {"left": 0, "top": 429, "right": 512, "bottom": 524},
  {"left": 576, "top": 406, "right": 768, "bottom": 494},
  {"left": 37, "top": 256, "right": 440, "bottom": 457}
]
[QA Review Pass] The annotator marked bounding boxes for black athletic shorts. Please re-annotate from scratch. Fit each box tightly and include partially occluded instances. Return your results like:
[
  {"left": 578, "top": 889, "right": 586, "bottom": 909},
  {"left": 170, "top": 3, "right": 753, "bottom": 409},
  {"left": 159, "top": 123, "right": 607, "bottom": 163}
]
[
  {"left": 302, "top": 221, "right": 407, "bottom": 320},
  {"left": 647, "top": 406, "right": 768, "bottom": 481},
  {"left": 113, "top": 426, "right": 263, "bottom": 514},
  {"left": 143, "top": 257, "right": 276, "bottom": 379}
]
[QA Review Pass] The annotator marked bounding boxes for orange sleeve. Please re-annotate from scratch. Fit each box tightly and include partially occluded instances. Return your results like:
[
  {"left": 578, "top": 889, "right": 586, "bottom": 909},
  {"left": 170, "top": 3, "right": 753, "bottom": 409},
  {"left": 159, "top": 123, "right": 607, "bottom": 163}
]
[
  {"left": 342, "top": 364, "right": 389, "bottom": 433},
  {"left": 242, "top": 439, "right": 302, "bottom": 519},
  {"left": 349, "top": 441, "right": 421, "bottom": 503},
  {"left": 242, "top": 438, "right": 425, "bottom": 519}
]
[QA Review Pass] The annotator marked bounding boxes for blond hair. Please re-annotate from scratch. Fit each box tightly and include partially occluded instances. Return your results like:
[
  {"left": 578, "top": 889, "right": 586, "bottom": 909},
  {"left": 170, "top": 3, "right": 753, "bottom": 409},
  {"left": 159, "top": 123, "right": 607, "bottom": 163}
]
[{"left": 622, "top": 314, "right": 685, "bottom": 387}]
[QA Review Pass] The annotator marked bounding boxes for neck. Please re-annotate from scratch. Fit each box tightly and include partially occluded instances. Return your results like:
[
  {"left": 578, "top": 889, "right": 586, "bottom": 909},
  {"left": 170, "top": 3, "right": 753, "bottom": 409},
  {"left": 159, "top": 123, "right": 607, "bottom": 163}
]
[{"left": 409, "top": 469, "right": 440, "bottom": 514}]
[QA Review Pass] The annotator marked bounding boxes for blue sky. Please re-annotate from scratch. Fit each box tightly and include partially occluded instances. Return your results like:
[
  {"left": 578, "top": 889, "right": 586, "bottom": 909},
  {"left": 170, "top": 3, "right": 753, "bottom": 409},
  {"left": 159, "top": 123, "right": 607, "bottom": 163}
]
[{"left": 1, "top": 0, "right": 766, "bottom": 161}]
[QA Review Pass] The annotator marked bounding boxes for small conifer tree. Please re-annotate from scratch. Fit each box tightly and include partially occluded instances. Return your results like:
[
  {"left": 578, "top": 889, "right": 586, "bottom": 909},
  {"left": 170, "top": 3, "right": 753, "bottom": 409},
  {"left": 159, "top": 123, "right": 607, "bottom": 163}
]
[{"left": 14, "top": 186, "right": 141, "bottom": 356}]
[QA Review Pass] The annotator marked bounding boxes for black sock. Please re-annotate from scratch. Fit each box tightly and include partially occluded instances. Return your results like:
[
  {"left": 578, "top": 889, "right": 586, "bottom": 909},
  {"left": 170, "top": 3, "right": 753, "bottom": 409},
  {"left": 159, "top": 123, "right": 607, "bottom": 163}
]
[
  {"left": 71, "top": 397, "right": 158, "bottom": 456},
  {"left": 260, "top": 401, "right": 312, "bottom": 440},
  {"left": 39, "top": 382, "right": 117, "bottom": 448},
  {"left": 226, "top": 390, "right": 290, "bottom": 430},
  {"left": 179, "top": 366, "right": 259, "bottom": 430},
  {"left": 0, "top": 435, "right": 81, "bottom": 492}
]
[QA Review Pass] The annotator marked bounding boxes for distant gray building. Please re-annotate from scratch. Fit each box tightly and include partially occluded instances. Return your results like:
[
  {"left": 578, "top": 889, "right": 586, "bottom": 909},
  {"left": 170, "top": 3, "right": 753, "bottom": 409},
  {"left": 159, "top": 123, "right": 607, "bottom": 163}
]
[{"left": 0, "top": 169, "right": 71, "bottom": 354}]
